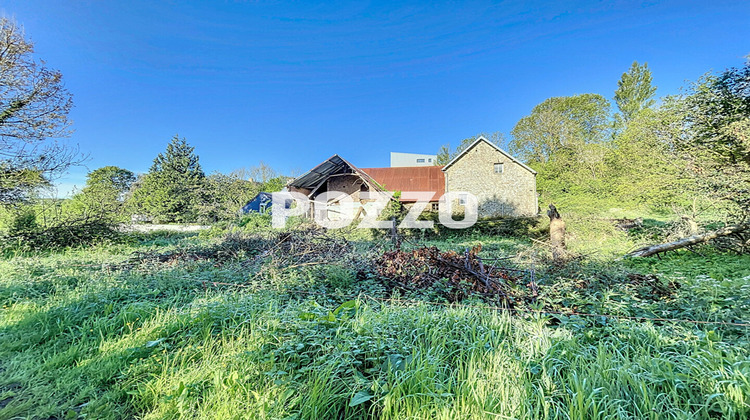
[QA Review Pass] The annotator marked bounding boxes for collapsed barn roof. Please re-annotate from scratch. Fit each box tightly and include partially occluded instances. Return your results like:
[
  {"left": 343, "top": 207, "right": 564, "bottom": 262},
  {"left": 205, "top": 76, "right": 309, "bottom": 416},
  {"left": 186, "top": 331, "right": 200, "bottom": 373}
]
[{"left": 287, "top": 154, "right": 384, "bottom": 195}]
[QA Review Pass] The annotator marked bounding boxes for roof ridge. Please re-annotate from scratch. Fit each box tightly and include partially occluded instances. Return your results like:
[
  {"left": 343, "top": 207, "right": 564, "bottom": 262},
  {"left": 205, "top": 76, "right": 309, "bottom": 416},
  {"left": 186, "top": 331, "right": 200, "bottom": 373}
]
[{"left": 440, "top": 136, "right": 537, "bottom": 174}]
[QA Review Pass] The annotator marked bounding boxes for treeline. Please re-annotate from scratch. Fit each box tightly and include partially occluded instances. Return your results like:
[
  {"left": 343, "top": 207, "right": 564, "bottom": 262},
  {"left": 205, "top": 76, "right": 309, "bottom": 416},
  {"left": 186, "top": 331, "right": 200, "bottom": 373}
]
[
  {"left": 0, "top": 19, "right": 292, "bottom": 247},
  {"left": 440, "top": 61, "right": 750, "bottom": 221},
  {"left": 0, "top": 135, "right": 288, "bottom": 248},
  {"left": 2, "top": 11, "right": 748, "bottom": 248},
  {"left": 70, "top": 135, "right": 288, "bottom": 224}
]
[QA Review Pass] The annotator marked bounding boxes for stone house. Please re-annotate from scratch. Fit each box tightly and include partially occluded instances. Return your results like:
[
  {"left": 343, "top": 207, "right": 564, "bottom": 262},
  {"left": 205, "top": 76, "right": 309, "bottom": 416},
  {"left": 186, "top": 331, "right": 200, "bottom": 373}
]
[
  {"left": 441, "top": 136, "right": 537, "bottom": 217},
  {"left": 287, "top": 136, "right": 537, "bottom": 219}
]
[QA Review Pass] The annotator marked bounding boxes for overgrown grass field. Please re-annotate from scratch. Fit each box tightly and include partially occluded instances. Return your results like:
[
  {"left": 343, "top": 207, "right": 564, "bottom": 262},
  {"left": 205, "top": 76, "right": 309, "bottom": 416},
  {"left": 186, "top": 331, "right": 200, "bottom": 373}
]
[{"left": 1, "top": 224, "right": 749, "bottom": 419}]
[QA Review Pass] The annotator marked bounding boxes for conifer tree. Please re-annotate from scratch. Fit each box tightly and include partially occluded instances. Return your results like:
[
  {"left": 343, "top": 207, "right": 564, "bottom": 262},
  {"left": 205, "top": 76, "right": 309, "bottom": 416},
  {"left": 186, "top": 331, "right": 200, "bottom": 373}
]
[{"left": 129, "top": 135, "right": 205, "bottom": 223}]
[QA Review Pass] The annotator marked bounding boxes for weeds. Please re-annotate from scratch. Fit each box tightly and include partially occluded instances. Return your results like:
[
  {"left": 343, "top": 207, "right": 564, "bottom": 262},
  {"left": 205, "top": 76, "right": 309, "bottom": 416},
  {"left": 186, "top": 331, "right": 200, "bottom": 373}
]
[{"left": 0, "top": 231, "right": 748, "bottom": 419}]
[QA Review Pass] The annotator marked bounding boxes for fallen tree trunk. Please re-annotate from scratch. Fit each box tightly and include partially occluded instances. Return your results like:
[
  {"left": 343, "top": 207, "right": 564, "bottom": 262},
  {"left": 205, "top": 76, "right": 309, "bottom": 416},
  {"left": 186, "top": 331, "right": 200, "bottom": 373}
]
[{"left": 626, "top": 222, "right": 750, "bottom": 257}]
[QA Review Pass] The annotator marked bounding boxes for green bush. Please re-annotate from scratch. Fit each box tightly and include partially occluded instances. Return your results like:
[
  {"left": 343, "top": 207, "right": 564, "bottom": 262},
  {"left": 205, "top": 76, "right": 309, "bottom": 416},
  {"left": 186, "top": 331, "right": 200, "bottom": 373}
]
[
  {"left": 1, "top": 218, "right": 122, "bottom": 253},
  {"left": 7, "top": 209, "right": 38, "bottom": 235},
  {"left": 237, "top": 213, "right": 272, "bottom": 229}
]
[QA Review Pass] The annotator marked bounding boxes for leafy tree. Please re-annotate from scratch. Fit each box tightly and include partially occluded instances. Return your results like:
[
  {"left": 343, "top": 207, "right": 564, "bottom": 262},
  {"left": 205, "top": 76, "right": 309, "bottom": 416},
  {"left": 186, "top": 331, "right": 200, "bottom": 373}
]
[
  {"left": 197, "top": 172, "right": 260, "bottom": 222},
  {"left": 86, "top": 166, "right": 136, "bottom": 196},
  {"left": 614, "top": 61, "right": 657, "bottom": 123},
  {"left": 669, "top": 62, "right": 750, "bottom": 217},
  {"left": 262, "top": 175, "right": 288, "bottom": 193},
  {"left": 510, "top": 94, "right": 611, "bottom": 165},
  {"left": 0, "top": 18, "right": 79, "bottom": 204},
  {"left": 195, "top": 171, "right": 288, "bottom": 222},
  {"left": 435, "top": 145, "right": 451, "bottom": 166},
  {"left": 509, "top": 94, "right": 612, "bottom": 208},
  {"left": 436, "top": 132, "right": 504, "bottom": 165},
  {"left": 604, "top": 108, "right": 693, "bottom": 208},
  {"left": 69, "top": 166, "right": 135, "bottom": 220},
  {"left": 129, "top": 136, "right": 205, "bottom": 223}
]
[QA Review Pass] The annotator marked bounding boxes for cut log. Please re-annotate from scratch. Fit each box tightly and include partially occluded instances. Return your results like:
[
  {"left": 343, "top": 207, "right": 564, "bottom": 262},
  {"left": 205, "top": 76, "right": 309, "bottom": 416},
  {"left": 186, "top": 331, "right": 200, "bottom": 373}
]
[{"left": 626, "top": 223, "right": 750, "bottom": 257}]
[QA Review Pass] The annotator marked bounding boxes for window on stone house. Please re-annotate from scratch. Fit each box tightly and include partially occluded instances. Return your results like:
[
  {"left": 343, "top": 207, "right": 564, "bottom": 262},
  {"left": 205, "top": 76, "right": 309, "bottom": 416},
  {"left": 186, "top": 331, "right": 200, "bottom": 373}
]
[{"left": 494, "top": 162, "right": 504, "bottom": 174}]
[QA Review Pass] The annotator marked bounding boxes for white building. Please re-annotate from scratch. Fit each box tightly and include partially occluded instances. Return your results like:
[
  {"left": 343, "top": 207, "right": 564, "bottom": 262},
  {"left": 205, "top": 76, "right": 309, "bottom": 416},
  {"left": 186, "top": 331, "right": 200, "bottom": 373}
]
[{"left": 390, "top": 152, "right": 437, "bottom": 167}]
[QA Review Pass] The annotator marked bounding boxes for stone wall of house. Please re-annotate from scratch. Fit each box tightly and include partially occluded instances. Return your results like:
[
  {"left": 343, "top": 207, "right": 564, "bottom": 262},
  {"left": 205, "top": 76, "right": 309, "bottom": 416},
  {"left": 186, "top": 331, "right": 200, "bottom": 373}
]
[
  {"left": 318, "top": 175, "right": 369, "bottom": 221},
  {"left": 444, "top": 141, "right": 537, "bottom": 217},
  {"left": 327, "top": 175, "right": 366, "bottom": 202}
]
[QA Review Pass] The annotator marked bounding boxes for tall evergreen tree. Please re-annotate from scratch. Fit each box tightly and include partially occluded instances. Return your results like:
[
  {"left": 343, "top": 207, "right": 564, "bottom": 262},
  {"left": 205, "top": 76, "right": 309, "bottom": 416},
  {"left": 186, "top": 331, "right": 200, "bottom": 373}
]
[
  {"left": 614, "top": 61, "right": 657, "bottom": 123},
  {"left": 149, "top": 136, "right": 204, "bottom": 177},
  {"left": 129, "top": 135, "right": 205, "bottom": 223}
]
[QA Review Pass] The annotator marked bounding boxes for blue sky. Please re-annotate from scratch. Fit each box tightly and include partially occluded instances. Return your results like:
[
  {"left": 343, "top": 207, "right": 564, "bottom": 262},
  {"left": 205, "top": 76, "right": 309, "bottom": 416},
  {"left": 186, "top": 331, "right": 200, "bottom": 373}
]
[{"left": 2, "top": 1, "right": 749, "bottom": 196}]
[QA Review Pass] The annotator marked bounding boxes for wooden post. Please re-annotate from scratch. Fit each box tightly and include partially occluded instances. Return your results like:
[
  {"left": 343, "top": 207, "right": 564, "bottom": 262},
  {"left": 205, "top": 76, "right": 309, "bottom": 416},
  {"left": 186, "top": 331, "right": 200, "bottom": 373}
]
[
  {"left": 547, "top": 204, "right": 566, "bottom": 261},
  {"left": 391, "top": 217, "right": 401, "bottom": 248}
]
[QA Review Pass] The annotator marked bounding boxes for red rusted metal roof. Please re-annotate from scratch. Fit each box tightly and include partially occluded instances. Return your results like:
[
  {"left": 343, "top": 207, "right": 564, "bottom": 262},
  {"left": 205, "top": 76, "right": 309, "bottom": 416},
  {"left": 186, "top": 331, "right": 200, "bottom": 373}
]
[{"left": 359, "top": 166, "right": 445, "bottom": 202}]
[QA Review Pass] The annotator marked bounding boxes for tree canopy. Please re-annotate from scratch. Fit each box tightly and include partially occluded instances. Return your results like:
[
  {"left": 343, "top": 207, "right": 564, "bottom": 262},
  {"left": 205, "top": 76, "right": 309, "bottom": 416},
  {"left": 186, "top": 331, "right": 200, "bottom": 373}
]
[
  {"left": 669, "top": 63, "right": 750, "bottom": 216},
  {"left": 68, "top": 166, "right": 135, "bottom": 220},
  {"left": 86, "top": 166, "right": 137, "bottom": 196},
  {"left": 509, "top": 94, "right": 611, "bottom": 165},
  {"left": 0, "top": 18, "right": 78, "bottom": 204},
  {"left": 614, "top": 61, "right": 657, "bottom": 123},
  {"left": 129, "top": 135, "right": 205, "bottom": 223},
  {"left": 505, "top": 60, "right": 750, "bottom": 218}
]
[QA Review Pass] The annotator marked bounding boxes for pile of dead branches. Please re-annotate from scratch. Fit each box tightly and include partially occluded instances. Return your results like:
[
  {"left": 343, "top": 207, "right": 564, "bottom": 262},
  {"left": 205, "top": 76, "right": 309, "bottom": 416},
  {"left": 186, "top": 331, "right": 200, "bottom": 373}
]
[
  {"left": 257, "top": 228, "right": 353, "bottom": 270},
  {"left": 123, "top": 227, "right": 356, "bottom": 273},
  {"left": 126, "top": 234, "right": 268, "bottom": 267},
  {"left": 375, "top": 245, "right": 519, "bottom": 305}
]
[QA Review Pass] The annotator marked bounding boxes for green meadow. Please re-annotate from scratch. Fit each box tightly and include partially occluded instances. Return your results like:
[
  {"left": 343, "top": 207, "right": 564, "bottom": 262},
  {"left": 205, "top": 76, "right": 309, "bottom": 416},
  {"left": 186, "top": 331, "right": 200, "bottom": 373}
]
[{"left": 1, "top": 221, "right": 748, "bottom": 419}]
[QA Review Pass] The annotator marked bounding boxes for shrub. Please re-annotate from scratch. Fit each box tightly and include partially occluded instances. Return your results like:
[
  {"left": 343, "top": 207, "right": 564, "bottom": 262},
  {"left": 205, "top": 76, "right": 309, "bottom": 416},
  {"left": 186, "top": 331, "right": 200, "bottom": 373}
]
[
  {"left": 0, "top": 218, "right": 122, "bottom": 252},
  {"left": 7, "top": 208, "right": 38, "bottom": 235}
]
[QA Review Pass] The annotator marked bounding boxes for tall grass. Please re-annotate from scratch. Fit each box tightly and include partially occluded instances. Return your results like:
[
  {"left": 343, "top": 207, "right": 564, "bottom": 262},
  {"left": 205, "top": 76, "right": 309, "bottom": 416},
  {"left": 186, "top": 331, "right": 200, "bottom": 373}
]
[{"left": 1, "top": 237, "right": 748, "bottom": 419}]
